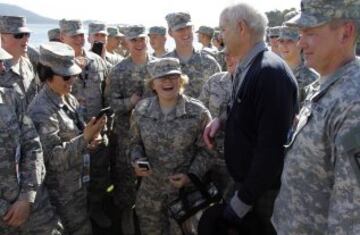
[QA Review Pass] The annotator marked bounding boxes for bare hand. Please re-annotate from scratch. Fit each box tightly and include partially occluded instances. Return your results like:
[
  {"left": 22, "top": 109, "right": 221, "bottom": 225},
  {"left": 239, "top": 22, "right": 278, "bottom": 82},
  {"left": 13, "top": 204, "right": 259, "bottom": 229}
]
[
  {"left": 84, "top": 116, "right": 107, "bottom": 143},
  {"left": 130, "top": 93, "right": 142, "bottom": 107},
  {"left": 88, "top": 134, "right": 103, "bottom": 150},
  {"left": 203, "top": 118, "right": 221, "bottom": 149},
  {"left": 132, "top": 161, "right": 152, "bottom": 177},
  {"left": 3, "top": 200, "right": 31, "bottom": 227},
  {"left": 169, "top": 173, "right": 190, "bottom": 188}
]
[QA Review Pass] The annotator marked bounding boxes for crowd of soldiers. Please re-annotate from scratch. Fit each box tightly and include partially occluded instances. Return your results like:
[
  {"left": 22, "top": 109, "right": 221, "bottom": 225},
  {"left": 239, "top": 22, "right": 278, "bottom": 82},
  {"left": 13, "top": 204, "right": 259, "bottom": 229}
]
[{"left": 0, "top": 0, "right": 360, "bottom": 234}]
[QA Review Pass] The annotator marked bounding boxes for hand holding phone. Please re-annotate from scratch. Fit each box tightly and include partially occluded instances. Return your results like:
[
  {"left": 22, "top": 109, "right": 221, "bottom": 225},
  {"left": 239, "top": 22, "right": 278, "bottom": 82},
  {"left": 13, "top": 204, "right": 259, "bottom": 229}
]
[{"left": 95, "top": 107, "right": 113, "bottom": 121}]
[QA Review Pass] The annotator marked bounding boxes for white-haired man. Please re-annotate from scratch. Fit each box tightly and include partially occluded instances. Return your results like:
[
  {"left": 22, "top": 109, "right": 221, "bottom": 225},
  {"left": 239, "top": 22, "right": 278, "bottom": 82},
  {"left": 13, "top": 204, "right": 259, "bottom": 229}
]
[{"left": 202, "top": 3, "right": 298, "bottom": 234}]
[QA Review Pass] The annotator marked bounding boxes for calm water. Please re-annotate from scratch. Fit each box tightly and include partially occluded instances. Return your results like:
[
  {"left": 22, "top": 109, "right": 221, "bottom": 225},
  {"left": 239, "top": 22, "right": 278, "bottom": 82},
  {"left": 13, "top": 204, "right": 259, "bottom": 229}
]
[{"left": 28, "top": 23, "right": 200, "bottom": 51}]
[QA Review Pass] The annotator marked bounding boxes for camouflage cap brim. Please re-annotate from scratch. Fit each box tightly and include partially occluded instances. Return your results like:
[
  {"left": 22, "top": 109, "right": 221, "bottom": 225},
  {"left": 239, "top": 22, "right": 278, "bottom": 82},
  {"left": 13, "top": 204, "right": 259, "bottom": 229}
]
[
  {"left": 15, "top": 26, "right": 31, "bottom": 33},
  {"left": 285, "top": 12, "right": 330, "bottom": 28},
  {"left": 171, "top": 22, "right": 193, "bottom": 31},
  {"left": 126, "top": 33, "right": 147, "bottom": 40},
  {"left": 53, "top": 63, "right": 82, "bottom": 76},
  {"left": 90, "top": 30, "right": 108, "bottom": 36},
  {"left": 154, "top": 70, "right": 181, "bottom": 79},
  {"left": 64, "top": 29, "right": 85, "bottom": 36},
  {"left": 0, "top": 48, "right": 12, "bottom": 60}
]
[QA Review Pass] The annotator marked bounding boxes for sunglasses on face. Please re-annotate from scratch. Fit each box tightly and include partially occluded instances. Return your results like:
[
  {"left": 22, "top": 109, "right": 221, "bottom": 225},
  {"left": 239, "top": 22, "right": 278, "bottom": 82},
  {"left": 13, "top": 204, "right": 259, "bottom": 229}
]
[
  {"left": 13, "top": 33, "right": 30, "bottom": 39},
  {"left": 57, "top": 74, "right": 76, "bottom": 81}
]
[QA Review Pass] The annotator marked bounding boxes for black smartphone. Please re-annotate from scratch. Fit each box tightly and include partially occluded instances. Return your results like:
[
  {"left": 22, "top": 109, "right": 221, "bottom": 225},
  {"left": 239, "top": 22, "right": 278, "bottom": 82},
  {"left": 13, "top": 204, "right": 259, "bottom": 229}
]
[
  {"left": 95, "top": 107, "right": 112, "bottom": 121},
  {"left": 91, "top": 41, "right": 104, "bottom": 56},
  {"left": 136, "top": 160, "right": 151, "bottom": 171}
]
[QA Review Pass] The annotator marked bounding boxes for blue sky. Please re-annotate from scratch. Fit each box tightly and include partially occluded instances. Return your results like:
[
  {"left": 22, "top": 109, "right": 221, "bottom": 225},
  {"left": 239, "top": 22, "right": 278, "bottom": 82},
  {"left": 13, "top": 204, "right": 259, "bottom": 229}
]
[{"left": 0, "top": 0, "right": 299, "bottom": 27}]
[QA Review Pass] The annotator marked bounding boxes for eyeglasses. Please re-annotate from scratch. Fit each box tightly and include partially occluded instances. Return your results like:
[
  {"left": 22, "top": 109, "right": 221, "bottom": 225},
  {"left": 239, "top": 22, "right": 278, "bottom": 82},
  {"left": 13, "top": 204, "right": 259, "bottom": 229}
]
[{"left": 13, "top": 33, "right": 30, "bottom": 39}]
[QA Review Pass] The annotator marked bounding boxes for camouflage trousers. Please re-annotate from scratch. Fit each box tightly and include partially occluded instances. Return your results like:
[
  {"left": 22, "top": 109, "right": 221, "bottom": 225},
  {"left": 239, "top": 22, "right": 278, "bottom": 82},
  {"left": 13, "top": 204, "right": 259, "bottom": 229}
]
[
  {"left": 136, "top": 177, "right": 182, "bottom": 235},
  {"left": 0, "top": 187, "right": 63, "bottom": 235},
  {"left": 49, "top": 188, "right": 92, "bottom": 235}
]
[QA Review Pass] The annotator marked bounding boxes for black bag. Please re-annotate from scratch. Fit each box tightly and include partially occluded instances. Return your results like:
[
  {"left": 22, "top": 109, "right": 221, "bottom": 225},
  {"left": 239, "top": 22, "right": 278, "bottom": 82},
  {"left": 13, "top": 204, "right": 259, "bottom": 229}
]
[{"left": 167, "top": 173, "right": 222, "bottom": 230}]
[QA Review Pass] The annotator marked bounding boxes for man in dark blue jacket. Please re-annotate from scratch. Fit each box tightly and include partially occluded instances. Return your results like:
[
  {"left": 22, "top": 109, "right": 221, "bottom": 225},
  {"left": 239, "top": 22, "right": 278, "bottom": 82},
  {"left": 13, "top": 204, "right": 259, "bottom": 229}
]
[{"left": 202, "top": 3, "right": 298, "bottom": 234}]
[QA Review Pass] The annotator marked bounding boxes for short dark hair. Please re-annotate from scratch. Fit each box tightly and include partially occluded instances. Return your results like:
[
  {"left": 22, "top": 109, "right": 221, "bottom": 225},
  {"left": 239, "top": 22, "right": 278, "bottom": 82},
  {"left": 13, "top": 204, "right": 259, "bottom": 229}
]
[{"left": 37, "top": 63, "right": 55, "bottom": 83}]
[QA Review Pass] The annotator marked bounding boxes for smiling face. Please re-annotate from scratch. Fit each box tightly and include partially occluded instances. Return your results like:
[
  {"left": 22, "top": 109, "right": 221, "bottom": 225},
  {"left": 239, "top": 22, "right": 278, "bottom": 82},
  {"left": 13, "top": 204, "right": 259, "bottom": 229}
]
[
  {"left": 48, "top": 74, "right": 76, "bottom": 96},
  {"left": 169, "top": 26, "right": 193, "bottom": 48},
  {"left": 127, "top": 36, "right": 147, "bottom": 58},
  {"left": 151, "top": 74, "right": 181, "bottom": 102}
]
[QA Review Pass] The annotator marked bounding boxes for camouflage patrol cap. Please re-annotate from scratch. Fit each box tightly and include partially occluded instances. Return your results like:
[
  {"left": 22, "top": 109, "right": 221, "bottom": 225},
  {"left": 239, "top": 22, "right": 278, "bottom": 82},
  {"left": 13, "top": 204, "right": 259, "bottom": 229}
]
[
  {"left": 47, "top": 28, "right": 60, "bottom": 41},
  {"left": 267, "top": 26, "right": 282, "bottom": 37},
  {"left": 0, "top": 16, "right": 31, "bottom": 34},
  {"left": 107, "top": 26, "right": 123, "bottom": 37},
  {"left": 284, "top": 10, "right": 299, "bottom": 22},
  {"left": 147, "top": 57, "right": 182, "bottom": 78},
  {"left": 88, "top": 22, "right": 108, "bottom": 35},
  {"left": 148, "top": 26, "right": 167, "bottom": 36},
  {"left": 123, "top": 25, "right": 147, "bottom": 39},
  {"left": 59, "top": 19, "right": 84, "bottom": 36},
  {"left": 118, "top": 24, "right": 128, "bottom": 35},
  {"left": 0, "top": 48, "right": 12, "bottom": 60},
  {"left": 286, "top": 0, "right": 360, "bottom": 28},
  {"left": 278, "top": 26, "right": 299, "bottom": 41},
  {"left": 165, "top": 12, "right": 193, "bottom": 31},
  {"left": 39, "top": 42, "right": 81, "bottom": 76},
  {"left": 196, "top": 25, "right": 215, "bottom": 37}
]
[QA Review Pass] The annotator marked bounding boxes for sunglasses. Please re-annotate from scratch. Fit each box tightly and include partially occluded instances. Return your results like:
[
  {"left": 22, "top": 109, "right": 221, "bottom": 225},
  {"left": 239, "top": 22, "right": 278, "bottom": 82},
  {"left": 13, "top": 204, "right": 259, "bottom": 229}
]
[
  {"left": 13, "top": 33, "right": 30, "bottom": 39},
  {"left": 57, "top": 74, "right": 76, "bottom": 81}
]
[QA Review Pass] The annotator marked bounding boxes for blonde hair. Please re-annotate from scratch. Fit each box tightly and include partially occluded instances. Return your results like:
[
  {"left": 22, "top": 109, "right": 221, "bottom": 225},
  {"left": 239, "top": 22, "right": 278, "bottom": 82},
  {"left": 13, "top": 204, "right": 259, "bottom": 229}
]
[{"left": 147, "top": 74, "right": 189, "bottom": 95}]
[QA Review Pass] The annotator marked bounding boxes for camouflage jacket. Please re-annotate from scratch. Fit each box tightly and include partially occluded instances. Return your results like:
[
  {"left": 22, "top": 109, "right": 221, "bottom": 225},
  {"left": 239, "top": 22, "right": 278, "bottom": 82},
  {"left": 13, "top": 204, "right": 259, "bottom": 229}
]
[
  {"left": 129, "top": 94, "right": 213, "bottom": 181},
  {"left": 0, "top": 87, "right": 44, "bottom": 215},
  {"left": 108, "top": 55, "right": 155, "bottom": 134},
  {"left": 105, "top": 51, "right": 123, "bottom": 68},
  {"left": 198, "top": 72, "right": 232, "bottom": 157},
  {"left": 27, "top": 84, "right": 88, "bottom": 199},
  {"left": 272, "top": 58, "right": 360, "bottom": 234},
  {"left": 164, "top": 49, "right": 221, "bottom": 98},
  {"left": 293, "top": 62, "right": 318, "bottom": 103},
  {"left": 72, "top": 50, "right": 108, "bottom": 122},
  {"left": 1, "top": 56, "right": 39, "bottom": 107}
]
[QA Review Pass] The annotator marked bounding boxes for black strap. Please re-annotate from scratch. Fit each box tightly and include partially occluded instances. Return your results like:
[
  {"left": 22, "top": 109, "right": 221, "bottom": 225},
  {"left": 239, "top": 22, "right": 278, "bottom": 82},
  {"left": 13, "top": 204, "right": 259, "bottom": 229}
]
[
  {"left": 62, "top": 104, "right": 85, "bottom": 131},
  {"left": 179, "top": 173, "right": 212, "bottom": 210}
]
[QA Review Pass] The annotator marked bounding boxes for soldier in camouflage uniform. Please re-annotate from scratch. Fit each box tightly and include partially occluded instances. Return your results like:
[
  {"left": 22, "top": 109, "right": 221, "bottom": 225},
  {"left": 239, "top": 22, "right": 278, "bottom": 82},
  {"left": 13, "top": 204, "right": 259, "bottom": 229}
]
[
  {"left": 27, "top": 42, "right": 107, "bottom": 235},
  {"left": 278, "top": 25, "right": 318, "bottom": 103},
  {"left": 164, "top": 12, "right": 221, "bottom": 98},
  {"left": 272, "top": 0, "right": 360, "bottom": 234},
  {"left": 212, "top": 31, "right": 227, "bottom": 71},
  {"left": 267, "top": 26, "right": 281, "bottom": 55},
  {"left": 59, "top": 19, "right": 112, "bottom": 228},
  {"left": 198, "top": 49, "right": 238, "bottom": 199},
  {"left": 148, "top": 26, "right": 168, "bottom": 58},
  {"left": 48, "top": 28, "right": 60, "bottom": 42},
  {"left": 130, "top": 57, "right": 213, "bottom": 235},
  {"left": 88, "top": 22, "right": 122, "bottom": 69},
  {"left": 108, "top": 24, "right": 155, "bottom": 235},
  {"left": 196, "top": 25, "right": 218, "bottom": 57},
  {"left": 106, "top": 26, "right": 124, "bottom": 64},
  {"left": 0, "top": 48, "right": 62, "bottom": 235},
  {"left": 0, "top": 16, "right": 39, "bottom": 107},
  {"left": 116, "top": 25, "right": 130, "bottom": 57}
]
